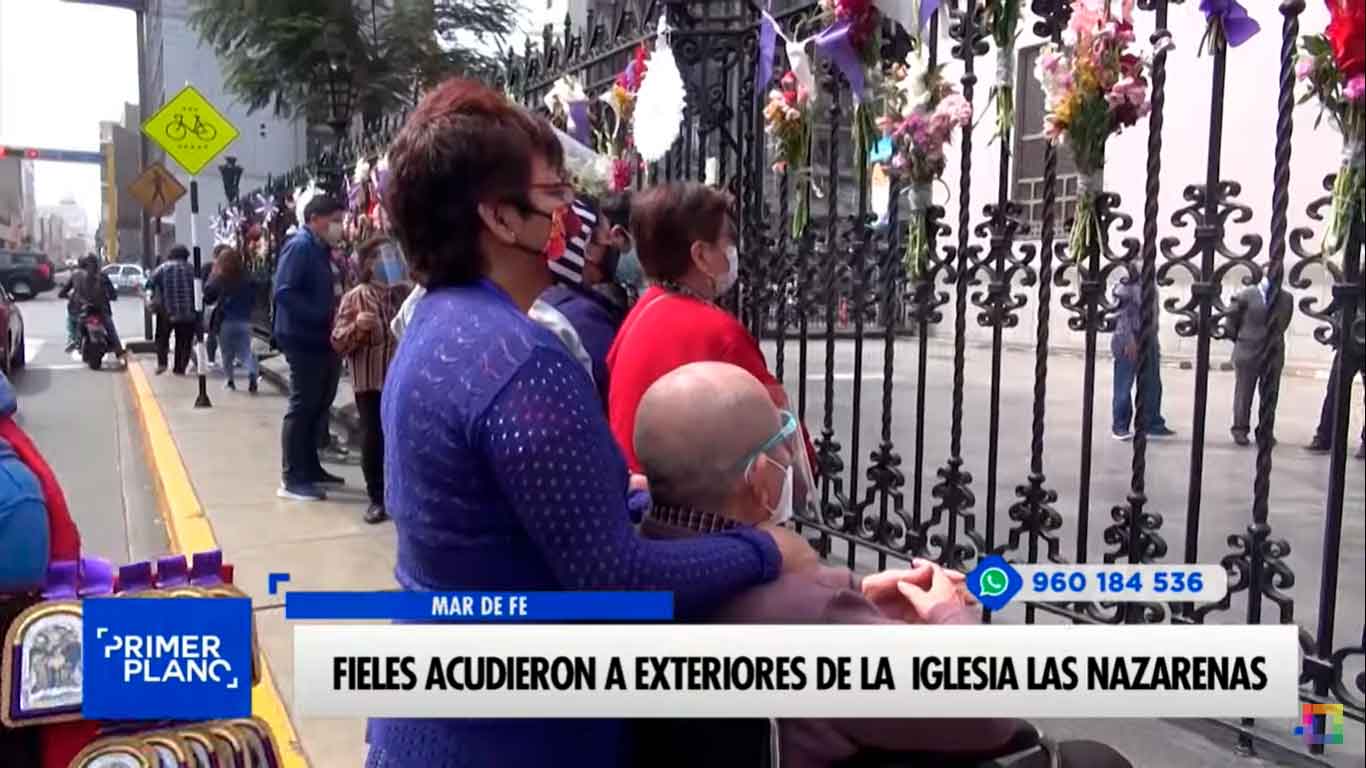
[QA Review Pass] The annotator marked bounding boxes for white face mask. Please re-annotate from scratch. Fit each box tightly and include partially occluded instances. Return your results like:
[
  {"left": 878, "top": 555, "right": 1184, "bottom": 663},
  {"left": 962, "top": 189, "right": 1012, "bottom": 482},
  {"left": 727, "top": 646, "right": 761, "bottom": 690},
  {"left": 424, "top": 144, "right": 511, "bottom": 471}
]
[
  {"left": 768, "top": 465, "right": 794, "bottom": 525},
  {"left": 714, "top": 244, "right": 739, "bottom": 296},
  {"left": 325, "top": 221, "right": 345, "bottom": 244}
]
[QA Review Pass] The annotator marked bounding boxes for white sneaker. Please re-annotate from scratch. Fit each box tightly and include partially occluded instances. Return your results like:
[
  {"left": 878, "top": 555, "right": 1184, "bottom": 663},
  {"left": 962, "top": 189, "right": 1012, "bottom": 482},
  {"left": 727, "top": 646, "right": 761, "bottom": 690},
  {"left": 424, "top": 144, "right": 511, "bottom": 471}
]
[{"left": 277, "top": 484, "right": 326, "bottom": 501}]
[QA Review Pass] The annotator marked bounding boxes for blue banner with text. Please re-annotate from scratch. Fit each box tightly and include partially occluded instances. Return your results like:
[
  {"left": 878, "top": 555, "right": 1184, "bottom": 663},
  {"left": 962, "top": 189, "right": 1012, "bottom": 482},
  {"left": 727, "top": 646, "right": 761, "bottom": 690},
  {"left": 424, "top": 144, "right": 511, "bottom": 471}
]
[
  {"left": 83, "top": 597, "right": 252, "bottom": 720},
  {"left": 283, "top": 591, "right": 674, "bottom": 621}
]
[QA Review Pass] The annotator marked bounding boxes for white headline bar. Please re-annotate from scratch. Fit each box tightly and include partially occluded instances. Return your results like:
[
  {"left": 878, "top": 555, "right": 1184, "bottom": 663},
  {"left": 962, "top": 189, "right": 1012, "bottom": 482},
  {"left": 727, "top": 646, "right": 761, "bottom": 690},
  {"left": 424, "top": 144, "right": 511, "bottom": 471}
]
[
  {"left": 1010, "top": 564, "right": 1228, "bottom": 603},
  {"left": 294, "top": 624, "right": 1298, "bottom": 719}
]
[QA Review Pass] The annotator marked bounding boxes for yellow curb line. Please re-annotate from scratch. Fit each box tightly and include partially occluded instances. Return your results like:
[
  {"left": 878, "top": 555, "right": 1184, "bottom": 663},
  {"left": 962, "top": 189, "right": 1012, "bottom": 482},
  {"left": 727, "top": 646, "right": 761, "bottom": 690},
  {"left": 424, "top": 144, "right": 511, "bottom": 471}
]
[{"left": 126, "top": 360, "right": 310, "bottom": 768}]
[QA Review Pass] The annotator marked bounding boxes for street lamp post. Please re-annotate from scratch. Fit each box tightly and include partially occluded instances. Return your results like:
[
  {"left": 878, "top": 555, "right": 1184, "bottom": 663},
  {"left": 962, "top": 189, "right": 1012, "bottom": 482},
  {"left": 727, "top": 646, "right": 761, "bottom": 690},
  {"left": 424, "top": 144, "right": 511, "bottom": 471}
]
[{"left": 322, "top": 57, "right": 355, "bottom": 199}]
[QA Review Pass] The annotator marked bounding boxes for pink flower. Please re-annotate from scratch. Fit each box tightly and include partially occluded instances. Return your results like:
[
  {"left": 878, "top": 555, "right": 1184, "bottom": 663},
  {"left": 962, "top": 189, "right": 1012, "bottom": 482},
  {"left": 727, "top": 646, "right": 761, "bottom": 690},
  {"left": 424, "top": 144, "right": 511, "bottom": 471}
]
[
  {"left": 937, "top": 93, "right": 973, "bottom": 127},
  {"left": 772, "top": 160, "right": 789, "bottom": 174},
  {"left": 1296, "top": 56, "right": 1315, "bottom": 80},
  {"left": 1346, "top": 73, "right": 1366, "bottom": 101}
]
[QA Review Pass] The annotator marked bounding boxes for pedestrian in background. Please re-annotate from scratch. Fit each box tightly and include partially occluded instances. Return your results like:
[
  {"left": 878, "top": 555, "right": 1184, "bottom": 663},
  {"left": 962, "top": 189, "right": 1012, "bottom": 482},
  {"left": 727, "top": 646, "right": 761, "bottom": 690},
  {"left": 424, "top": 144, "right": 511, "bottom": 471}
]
[
  {"left": 149, "top": 245, "right": 198, "bottom": 375},
  {"left": 273, "top": 195, "right": 348, "bottom": 501},
  {"left": 1305, "top": 347, "right": 1366, "bottom": 460},
  {"left": 204, "top": 247, "right": 259, "bottom": 393},
  {"left": 204, "top": 243, "right": 229, "bottom": 369},
  {"left": 1110, "top": 279, "right": 1176, "bottom": 441},
  {"left": 1225, "top": 275, "right": 1292, "bottom": 446},
  {"left": 331, "top": 237, "right": 402, "bottom": 524}
]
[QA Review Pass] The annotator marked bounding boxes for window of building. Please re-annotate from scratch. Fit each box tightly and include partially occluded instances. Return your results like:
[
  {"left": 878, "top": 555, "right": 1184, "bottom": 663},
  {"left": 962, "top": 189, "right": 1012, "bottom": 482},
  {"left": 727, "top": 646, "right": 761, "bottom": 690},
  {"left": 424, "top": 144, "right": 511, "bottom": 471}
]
[{"left": 1012, "top": 45, "right": 1080, "bottom": 239}]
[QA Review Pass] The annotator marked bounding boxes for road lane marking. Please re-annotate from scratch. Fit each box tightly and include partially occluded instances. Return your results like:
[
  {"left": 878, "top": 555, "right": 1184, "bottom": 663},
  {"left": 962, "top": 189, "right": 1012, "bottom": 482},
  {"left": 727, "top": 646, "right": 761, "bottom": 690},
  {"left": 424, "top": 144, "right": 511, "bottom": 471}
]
[
  {"left": 126, "top": 360, "right": 309, "bottom": 768},
  {"left": 25, "top": 339, "right": 45, "bottom": 363}
]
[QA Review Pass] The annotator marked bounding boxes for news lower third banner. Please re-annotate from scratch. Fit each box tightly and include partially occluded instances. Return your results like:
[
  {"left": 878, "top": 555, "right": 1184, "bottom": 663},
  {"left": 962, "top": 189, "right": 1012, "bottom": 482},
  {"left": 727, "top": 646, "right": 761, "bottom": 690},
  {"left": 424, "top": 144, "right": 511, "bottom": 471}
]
[{"left": 294, "top": 624, "right": 1300, "bottom": 720}]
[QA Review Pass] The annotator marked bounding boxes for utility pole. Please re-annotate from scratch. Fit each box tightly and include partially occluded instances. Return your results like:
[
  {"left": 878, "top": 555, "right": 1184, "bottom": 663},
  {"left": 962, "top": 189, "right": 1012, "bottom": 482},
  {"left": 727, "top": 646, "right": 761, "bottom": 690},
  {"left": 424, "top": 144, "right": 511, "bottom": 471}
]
[{"left": 136, "top": 6, "right": 154, "bottom": 340}]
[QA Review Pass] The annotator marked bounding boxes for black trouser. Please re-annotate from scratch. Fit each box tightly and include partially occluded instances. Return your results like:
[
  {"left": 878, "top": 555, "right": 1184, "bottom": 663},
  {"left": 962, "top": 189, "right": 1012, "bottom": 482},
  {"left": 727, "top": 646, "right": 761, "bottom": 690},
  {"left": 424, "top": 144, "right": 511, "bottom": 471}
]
[
  {"left": 1231, "top": 352, "right": 1281, "bottom": 437},
  {"left": 356, "top": 390, "right": 384, "bottom": 505},
  {"left": 281, "top": 347, "right": 341, "bottom": 487},
  {"left": 317, "top": 356, "right": 343, "bottom": 451},
  {"left": 155, "top": 312, "right": 195, "bottom": 373},
  {"left": 1314, "top": 349, "right": 1366, "bottom": 446}
]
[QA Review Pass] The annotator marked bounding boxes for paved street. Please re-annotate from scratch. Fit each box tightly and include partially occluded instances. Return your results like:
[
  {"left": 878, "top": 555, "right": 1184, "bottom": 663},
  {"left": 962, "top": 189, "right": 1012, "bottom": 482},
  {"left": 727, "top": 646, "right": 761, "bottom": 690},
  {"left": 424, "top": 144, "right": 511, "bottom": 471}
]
[{"left": 9, "top": 287, "right": 165, "bottom": 563}]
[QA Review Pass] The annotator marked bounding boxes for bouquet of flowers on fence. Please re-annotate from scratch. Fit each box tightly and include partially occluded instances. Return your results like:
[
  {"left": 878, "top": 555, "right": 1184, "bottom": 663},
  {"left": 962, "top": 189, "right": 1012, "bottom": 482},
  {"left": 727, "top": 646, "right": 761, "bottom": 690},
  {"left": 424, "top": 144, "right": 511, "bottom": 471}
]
[
  {"left": 1034, "top": 0, "right": 1152, "bottom": 259},
  {"left": 1298, "top": 0, "right": 1365, "bottom": 258},
  {"left": 764, "top": 71, "right": 815, "bottom": 237},
  {"left": 816, "top": 0, "right": 883, "bottom": 172},
  {"left": 880, "top": 54, "right": 972, "bottom": 279},
  {"left": 985, "top": 0, "right": 1024, "bottom": 142},
  {"left": 599, "top": 44, "right": 650, "bottom": 191}
]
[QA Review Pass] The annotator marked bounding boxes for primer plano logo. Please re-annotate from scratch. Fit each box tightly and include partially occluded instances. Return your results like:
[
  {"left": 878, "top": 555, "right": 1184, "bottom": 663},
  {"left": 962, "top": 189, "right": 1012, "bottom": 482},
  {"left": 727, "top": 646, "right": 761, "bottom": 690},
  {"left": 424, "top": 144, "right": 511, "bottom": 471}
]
[{"left": 83, "top": 597, "right": 251, "bottom": 720}]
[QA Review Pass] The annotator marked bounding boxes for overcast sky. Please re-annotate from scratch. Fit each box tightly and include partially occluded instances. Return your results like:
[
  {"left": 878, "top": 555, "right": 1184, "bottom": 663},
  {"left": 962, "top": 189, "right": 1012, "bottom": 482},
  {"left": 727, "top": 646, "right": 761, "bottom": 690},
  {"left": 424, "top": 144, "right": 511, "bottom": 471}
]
[{"left": 0, "top": 0, "right": 139, "bottom": 222}]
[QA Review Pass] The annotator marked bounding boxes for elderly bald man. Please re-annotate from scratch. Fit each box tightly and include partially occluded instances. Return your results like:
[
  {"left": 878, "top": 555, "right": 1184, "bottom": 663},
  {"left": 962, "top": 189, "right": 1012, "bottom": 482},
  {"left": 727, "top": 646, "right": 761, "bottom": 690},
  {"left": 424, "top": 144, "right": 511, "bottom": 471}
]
[{"left": 630, "top": 362, "right": 1134, "bottom": 768}]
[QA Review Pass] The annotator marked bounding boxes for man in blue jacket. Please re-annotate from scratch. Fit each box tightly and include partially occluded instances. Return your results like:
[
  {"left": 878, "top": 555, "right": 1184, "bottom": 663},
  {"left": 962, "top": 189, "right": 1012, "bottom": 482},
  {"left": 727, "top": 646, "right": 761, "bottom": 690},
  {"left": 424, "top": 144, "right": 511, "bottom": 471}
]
[{"left": 274, "top": 195, "right": 348, "bottom": 501}]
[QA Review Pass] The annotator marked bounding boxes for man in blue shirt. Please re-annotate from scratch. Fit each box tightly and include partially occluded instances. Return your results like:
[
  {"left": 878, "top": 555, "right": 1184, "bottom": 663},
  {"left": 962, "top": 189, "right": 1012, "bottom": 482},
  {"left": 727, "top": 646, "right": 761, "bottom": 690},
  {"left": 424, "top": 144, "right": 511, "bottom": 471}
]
[
  {"left": 273, "top": 195, "right": 348, "bottom": 501},
  {"left": 0, "top": 372, "right": 49, "bottom": 591}
]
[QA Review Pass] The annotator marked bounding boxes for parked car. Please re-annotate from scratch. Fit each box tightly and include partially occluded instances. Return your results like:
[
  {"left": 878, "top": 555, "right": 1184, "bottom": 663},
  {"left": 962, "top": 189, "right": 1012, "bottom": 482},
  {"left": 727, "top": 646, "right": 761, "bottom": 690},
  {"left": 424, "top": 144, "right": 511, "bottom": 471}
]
[
  {"left": 0, "top": 250, "right": 56, "bottom": 299},
  {"left": 0, "top": 284, "right": 26, "bottom": 375},
  {"left": 102, "top": 263, "right": 147, "bottom": 293}
]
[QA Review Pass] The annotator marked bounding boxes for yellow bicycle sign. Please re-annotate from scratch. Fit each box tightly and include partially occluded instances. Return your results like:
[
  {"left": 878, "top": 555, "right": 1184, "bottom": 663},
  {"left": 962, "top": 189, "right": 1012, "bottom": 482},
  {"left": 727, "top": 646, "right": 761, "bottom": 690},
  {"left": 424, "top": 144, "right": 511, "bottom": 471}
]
[{"left": 142, "top": 85, "right": 239, "bottom": 176}]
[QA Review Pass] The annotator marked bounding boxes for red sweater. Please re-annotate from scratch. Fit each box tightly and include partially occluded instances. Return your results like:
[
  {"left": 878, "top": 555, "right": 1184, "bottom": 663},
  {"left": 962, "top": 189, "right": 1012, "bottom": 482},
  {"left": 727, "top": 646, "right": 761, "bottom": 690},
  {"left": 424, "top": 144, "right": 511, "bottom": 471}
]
[{"left": 606, "top": 286, "right": 790, "bottom": 472}]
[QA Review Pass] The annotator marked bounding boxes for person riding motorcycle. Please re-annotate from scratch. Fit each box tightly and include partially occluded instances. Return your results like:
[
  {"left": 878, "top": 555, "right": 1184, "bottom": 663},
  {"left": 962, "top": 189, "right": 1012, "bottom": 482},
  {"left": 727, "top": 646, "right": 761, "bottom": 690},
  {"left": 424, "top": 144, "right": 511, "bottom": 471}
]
[{"left": 66, "top": 256, "right": 126, "bottom": 363}]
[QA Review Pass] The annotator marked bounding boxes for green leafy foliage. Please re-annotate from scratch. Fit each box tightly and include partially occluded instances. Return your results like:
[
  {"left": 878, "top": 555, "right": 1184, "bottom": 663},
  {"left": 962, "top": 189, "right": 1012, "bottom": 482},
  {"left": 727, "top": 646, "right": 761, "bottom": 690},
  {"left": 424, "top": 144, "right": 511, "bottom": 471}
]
[{"left": 188, "top": 0, "right": 518, "bottom": 120}]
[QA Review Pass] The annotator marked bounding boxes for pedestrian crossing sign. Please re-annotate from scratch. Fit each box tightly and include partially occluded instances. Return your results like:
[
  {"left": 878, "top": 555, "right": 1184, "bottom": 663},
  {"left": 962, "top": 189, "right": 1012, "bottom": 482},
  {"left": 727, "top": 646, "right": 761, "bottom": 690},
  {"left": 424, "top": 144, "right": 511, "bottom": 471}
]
[
  {"left": 143, "top": 85, "right": 240, "bottom": 176},
  {"left": 127, "top": 163, "right": 187, "bottom": 218}
]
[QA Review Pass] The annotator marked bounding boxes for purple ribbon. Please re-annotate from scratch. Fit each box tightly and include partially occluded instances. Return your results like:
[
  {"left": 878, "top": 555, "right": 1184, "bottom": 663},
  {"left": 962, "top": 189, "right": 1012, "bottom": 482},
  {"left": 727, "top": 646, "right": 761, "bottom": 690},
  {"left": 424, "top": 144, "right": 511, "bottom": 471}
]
[
  {"left": 118, "top": 561, "right": 156, "bottom": 593},
  {"left": 77, "top": 557, "right": 115, "bottom": 596},
  {"left": 42, "top": 560, "right": 80, "bottom": 599},
  {"left": 1200, "top": 0, "right": 1260, "bottom": 47},
  {"left": 919, "top": 0, "right": 939, "bottom": 33},
  {"left": 756, "top": 13, "right": 778, "bottom": 95},
  {"left": 155, "top": 555, "right": 189, "bottom": 587},
  {"left": 373, "top": 165, "right": 391, "bottom": 202},
  {"left": 346, "top": 179, "right": 363, "bottom": 212},
  {"left": 815, "top": 20, "right": 865, "bottom": 100},
  {"left": 190, "top": 550, "right": 224, "bottom": 586},
  {"left": 568, "top": 100, "right": 591, "bottom": 147}
]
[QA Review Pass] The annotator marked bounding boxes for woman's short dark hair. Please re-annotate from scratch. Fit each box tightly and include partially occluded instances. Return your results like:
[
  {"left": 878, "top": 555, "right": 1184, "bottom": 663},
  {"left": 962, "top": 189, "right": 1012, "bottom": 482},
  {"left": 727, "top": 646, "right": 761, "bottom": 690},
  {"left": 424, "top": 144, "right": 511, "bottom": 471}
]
[
  {"left": 599, "top": 192, "right": 632, "bottom": 230},
  {"left": 385, "top": 78, "right": 564, "bottom": 287},
  {"left": 629, "top": 183, "right": 732, "bottom": 283},
  {"left": 303, "top": 195, "right": 345, "bottom": 222}
]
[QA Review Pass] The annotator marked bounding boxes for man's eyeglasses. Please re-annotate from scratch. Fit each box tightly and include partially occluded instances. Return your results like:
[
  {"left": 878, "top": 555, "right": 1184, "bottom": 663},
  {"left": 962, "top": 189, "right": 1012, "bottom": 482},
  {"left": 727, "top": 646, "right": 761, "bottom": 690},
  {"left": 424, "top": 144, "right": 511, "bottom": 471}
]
[{"left": 737, "top": 410, "right": 799, "bottom": 471}]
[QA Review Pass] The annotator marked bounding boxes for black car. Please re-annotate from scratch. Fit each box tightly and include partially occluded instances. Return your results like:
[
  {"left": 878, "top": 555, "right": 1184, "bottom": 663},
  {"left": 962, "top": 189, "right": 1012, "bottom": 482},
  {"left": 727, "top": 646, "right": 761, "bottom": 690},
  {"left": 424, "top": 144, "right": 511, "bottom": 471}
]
[{"left": 0, "top": 249, "right": 56, "bottom": 299}]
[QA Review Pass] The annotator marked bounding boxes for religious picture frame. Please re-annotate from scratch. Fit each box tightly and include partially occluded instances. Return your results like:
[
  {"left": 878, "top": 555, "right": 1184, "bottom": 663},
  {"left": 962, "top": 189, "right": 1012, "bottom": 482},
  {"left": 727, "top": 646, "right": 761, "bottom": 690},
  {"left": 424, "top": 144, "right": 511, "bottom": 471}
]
[{"left": 1, "top": 599, "right": 83, "bottom": 726}]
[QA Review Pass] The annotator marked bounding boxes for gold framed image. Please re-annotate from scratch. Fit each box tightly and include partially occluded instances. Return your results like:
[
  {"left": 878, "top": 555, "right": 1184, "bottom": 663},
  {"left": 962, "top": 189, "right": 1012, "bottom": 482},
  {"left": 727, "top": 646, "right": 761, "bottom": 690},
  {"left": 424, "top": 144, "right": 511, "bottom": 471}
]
[
  {"left": 68, "top": 736, "right": 157, "bottom": 768},
  {"left": 179, "top": 728, "right": 234, "bottom": 768},
  {"left": 207, "top": 723, "right": 251, "bottom": 768},
  {"left": 1, "top": 600, "right": 83, "bottom": 727},
  {"left": 141, "top": 731, "right": 194, "bottom": 768}
]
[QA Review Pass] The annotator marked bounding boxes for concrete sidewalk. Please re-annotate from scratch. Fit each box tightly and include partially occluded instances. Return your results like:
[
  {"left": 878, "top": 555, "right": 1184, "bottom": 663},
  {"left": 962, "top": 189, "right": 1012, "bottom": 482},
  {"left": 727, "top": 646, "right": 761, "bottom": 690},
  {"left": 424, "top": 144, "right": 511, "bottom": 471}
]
[{"left": 130, "top": 356, "right": 380, "bottom": 766}]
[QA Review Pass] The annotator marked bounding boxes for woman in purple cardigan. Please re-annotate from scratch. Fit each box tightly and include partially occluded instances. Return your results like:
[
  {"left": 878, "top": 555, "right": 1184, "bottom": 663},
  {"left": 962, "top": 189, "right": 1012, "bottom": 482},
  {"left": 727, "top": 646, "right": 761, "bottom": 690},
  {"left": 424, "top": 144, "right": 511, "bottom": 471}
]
[{"left": 366, "top": 80, "right": 813, "bottom": 768}]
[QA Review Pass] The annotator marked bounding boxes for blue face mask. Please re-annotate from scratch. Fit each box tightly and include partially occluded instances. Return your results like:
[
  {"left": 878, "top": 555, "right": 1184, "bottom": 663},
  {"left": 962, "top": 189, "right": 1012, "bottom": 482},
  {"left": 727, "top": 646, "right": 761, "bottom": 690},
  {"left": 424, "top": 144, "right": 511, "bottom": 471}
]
[{"left": 373, "top": 244, "right": 407, "bottom": 285}]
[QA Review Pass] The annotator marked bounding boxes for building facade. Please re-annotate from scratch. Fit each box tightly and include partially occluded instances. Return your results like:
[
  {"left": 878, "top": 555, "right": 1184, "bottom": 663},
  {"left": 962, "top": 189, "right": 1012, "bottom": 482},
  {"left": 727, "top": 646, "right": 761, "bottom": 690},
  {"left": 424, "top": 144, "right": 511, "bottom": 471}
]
[
  {"left": 142, "top": 0, "right": 308, "bottom": 256},
  {"left": 0, "top": 155, "right": 36, "bottom": 251}
]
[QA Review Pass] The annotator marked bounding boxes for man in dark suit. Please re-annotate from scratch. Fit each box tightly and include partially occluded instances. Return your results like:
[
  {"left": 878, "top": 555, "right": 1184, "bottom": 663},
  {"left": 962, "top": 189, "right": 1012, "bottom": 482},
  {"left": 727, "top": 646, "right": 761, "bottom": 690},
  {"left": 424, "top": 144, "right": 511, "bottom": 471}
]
[{"left": 1225, "top": 276, "right": 1294, "bottom": 446}]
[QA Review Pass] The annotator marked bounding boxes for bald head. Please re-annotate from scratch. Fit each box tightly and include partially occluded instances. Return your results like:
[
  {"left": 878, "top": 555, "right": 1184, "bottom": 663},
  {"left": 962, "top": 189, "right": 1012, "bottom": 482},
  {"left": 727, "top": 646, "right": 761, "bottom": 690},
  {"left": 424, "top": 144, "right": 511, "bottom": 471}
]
[{"left": 634, "top": 362, "right": 781, "bottom": 515}]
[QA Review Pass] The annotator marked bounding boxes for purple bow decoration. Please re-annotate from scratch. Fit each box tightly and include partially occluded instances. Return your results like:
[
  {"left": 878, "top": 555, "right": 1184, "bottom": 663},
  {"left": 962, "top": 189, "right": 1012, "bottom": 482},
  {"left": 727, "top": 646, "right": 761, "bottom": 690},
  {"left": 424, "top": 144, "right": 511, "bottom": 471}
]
[
  {"left": 346, "top": 178, "right": 363, "bottom": 212},
  {"left": 118, "top": 561, "right": 156, "bottom": 593},
  {"left": 1200, "top": 0, "right": 1260, "bottom": 47},
  {"left": 756, "top": 13, "right": 779, "bottom": 95},
  {"left": 372, "top": 165, "right": 391, "bottom": 203},
  {"left": 815, "top": 20, "right": 865, "bottom": 100}
]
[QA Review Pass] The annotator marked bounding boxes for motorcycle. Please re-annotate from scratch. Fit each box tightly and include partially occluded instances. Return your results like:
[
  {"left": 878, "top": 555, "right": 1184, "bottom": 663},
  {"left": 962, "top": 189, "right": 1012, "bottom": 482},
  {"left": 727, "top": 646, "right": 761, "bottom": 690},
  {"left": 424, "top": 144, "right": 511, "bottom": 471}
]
[{"left": 78, "top": 304, "right": 109, "bottom": 370}]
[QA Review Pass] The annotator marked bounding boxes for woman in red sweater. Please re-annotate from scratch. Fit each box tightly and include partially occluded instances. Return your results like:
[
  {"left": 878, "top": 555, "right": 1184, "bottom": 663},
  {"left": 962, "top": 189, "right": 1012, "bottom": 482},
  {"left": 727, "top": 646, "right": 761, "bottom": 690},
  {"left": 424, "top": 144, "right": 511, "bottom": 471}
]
[{"left": 607, "top": 182, "right": 812, "bottom": 475}]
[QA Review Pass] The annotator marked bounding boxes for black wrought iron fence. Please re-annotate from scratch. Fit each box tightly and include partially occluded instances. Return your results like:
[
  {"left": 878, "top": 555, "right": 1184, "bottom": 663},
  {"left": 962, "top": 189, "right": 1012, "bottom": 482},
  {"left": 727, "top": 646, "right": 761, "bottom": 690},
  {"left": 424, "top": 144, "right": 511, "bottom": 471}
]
[{"left": 240, "top": 0, "right": 1362, "bottom": 755}]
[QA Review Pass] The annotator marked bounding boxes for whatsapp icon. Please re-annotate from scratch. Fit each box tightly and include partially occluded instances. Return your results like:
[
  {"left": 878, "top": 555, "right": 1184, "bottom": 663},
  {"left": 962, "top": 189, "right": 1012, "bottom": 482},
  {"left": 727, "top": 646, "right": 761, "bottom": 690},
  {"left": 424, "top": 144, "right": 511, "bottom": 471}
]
[
  {"left": 979, "top": 567, "right": 1010, "bottom": 597},
  {"left": 967, "top": 555, "right": 1021, "bottom": 611}
]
